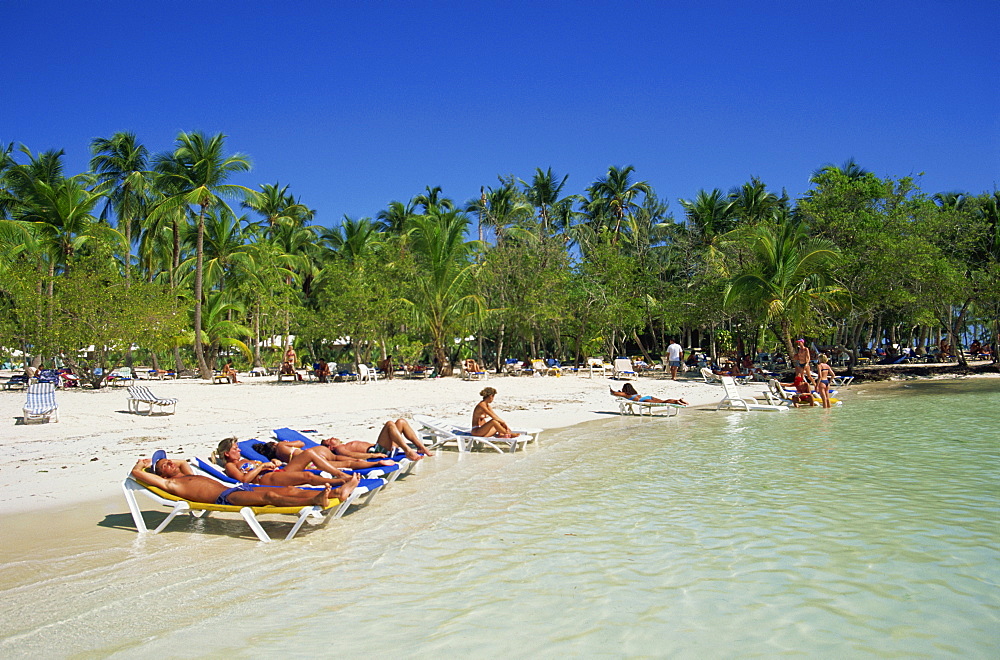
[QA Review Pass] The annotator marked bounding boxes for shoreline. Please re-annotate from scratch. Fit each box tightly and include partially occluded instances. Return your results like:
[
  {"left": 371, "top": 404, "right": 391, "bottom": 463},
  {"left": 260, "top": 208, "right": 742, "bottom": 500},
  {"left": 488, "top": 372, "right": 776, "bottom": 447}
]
[{"left": 1, "top": 367, "right": 995, "bottom": 518}]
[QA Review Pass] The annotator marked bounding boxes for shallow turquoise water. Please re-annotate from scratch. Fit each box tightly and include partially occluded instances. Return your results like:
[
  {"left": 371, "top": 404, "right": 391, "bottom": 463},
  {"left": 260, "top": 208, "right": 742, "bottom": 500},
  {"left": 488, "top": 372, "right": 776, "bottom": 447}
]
[{"left": 1, "top": 378, "right": 997, "bottom": 657}]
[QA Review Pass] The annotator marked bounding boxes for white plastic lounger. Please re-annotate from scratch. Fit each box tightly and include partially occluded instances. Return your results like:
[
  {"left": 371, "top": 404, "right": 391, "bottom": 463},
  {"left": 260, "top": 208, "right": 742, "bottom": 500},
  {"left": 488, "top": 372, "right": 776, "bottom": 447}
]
[
  {"left": 126, "top": 385, "right": 178, "bottom": 415},
  {"left": 412, "top": 414, "right": 541, "bottom": 454},
  {"left": 716, "top": 376, "right": 789, "bottom": 412},
  {"left": 121, "top": 476, "right": 363, "bottom": 542},
  {"left": 190, "top": 456, "right": 386, "bottom": 513},
  {"left": 23, "top": 383, "right": 59, "bottom": 423},
  {"left": 612, "top": 358, "right": 637, "bottom": 379},
  {"left": 614, "top": 396, "right": 683, "bottom": 417}
]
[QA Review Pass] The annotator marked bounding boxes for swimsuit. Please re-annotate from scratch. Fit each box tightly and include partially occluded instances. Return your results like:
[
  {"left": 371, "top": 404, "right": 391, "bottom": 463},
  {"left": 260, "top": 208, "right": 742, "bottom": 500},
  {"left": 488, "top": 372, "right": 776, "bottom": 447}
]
[
  {"left": 638, "top": 396, "right": 652, "bottom": 402},
  {"left": 367, "top": 443, "right": 389, "bottom": 454},
  {"left": 215, "top": 482, "right": 254, "bottom": 505}
]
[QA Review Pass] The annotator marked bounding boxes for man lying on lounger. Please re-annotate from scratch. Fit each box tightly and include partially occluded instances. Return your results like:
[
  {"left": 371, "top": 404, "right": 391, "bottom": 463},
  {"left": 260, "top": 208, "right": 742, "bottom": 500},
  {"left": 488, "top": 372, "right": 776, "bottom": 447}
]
[
  {"left": 319, "top": 418, "right": 433, "bottom": 462},
  {"left": 131, "top": 451, "right": 355, "bottom": 507},
  {"left": 610, "top": 382, "right": 688, "bottom": 405}
]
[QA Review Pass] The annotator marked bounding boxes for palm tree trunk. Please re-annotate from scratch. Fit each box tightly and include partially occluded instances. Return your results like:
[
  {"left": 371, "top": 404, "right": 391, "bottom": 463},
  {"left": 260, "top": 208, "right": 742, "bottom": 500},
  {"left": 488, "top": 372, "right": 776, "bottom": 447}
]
[{"left": 193, "top": 207, "right": 212, "bottom": 379}]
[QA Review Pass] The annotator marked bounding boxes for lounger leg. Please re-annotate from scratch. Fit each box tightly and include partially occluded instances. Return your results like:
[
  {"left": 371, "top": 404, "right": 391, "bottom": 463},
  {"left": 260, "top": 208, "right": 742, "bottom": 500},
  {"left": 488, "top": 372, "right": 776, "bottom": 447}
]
[
  {"left": 122, "top": 482, "right": 148, "bottom": 533},
  {"left": 152, "top": 501, "right": 191, "bottom": 534},
  {"left": 239, "top": 507, "right": 273, "bottom": 542}
]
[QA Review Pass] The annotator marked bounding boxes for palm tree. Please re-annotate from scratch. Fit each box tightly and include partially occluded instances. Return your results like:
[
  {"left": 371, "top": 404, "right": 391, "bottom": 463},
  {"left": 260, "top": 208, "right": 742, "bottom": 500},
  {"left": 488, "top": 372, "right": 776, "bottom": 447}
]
[
  {"left": 375, "top": 200, "right": 418, "bottom": 235},
  {"left": 242, "top": 182, "right": 313, "bottom": 237},
  {"left": 413, "top": 185, "right": 454, "bottom": 214},
  {"left": 729, "top": 177, "right": 785, "bottom": 225},
  {"left": 587, "top": 165, "right": 652, "bottom": 241},
  {"left": 319, "top": 216, "right": 384, "bottom": 264},
  {"left": 90, "top": 132, "right": 150, "bottom": 286},
  {"left": 810, "top": 157, "right": 870, "bottom": 183},
  {"left": 402, "top": 209, "right": 481, "bottom": 375},
  {"left": 465, "top": 180, "right": 533, "bottom": 244},
  {"left": 521, "top": 167, "right": 569, "bottom": 234},
  {"left": 152, "top": 132, "right": 252, "bottom": 379},
  {"left": 724, "top": 217, "right": 844, "bottom": 359}
]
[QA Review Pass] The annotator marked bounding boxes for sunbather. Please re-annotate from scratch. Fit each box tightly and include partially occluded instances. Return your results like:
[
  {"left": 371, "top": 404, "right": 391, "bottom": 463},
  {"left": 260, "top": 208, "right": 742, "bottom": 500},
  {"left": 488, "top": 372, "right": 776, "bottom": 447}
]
[
  {"left": 610, "top": 382, "right": 688, "bottom": 405},
  {"left": 780, "top": 374, "right": 816, "bottom": 407},
  {"left": 472, "top": 387, "right": 520, "bottom": 438},
  {"left": 133, "top": 452, "right": 344, "bottom": 507},
  {"left": 249, "top": 439, "right": 399, "bottom": 471},
  {"left": 217, "top": 437, "right": 362, "bottom": 489},
  {"left": 320, "top": 419, "right": 433, "bottom": 461}
]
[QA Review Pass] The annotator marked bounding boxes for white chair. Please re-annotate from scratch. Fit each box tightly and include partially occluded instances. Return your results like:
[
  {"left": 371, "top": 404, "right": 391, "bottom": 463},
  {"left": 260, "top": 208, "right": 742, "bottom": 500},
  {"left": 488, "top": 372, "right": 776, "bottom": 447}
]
[
  {"left": 700, "top": 367, "right": 721, "bottom": 384},
  {"left": 126, "top": 385, "right": 178, "bottom": 415},
  {"left": 358, "top": 363, "right": 377, "bottom": 383},
  {"left": 23, "top": 382, "right": 59, "bottom": 423},
  {"left": 612, "top": 358, "right": 637, "bottom": 379},
  {"left": 614, "top": 395, "right": 682, "bottom": 417},
  {"left": 582, "top": 357, "right": 607, "bottom": 378},
  {"left": 413, "top": 414, "right": 541, "bottom": 454},
  {"left": 716, "top": 376, "right": 789, "bottom": 412}
]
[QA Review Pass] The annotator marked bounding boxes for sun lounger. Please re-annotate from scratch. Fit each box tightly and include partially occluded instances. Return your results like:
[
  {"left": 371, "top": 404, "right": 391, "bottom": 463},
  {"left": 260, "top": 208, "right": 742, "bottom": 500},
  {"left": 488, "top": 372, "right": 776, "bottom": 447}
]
[
  {"left": 272, "top": 427, "right": 419, "bottom": 473},
  {"left": 716, "top": 376, "right": 789, "bottom": 412},
  {"left": 612, "top": 358, "right": 637, "bottom": 379},
  {"left": 121, "top": 475, "right": 363, "bottom": 542},
  {"left": 614, "top": 396, "right": 683, "bottom": 417},
  {"left": 412, "top": 414, "right": 542, "bottom": 453},
  {"left": 23, "top": 382, "right": 59, "bottom": 423},
  {"left": 700, "top": 367, "right": 720, "bottom": 384},
  {"left": 191, "top": 456, "right": 386, "bottom": 510},
  {"left": 126, "top": 385, "right": 178, "bottom": 415},
  {"left": 238, "top": 437, "right": 405, "bottom": 483},
  {"left": 4, "top": 374, "right": 29, "bottom": 390}
]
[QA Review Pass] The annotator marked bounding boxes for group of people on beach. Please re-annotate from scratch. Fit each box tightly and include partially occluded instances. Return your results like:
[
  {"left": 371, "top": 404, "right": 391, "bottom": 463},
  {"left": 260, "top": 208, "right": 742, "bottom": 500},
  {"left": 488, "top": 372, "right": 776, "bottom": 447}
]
[{"left": 131, "top": 387, "right": 523, "bottom": 507}]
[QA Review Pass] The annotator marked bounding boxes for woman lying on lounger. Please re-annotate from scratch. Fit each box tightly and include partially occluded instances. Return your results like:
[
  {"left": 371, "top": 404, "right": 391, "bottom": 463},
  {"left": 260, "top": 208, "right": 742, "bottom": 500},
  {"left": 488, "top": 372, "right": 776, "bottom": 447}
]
[
  {"left": 319, "top": 419, "right": 433, "bottom": 461},
  {"left": 471, "top": 387, "right": 519, "bottom": 439},
  {"left": 610, "top": 382, "right": 688, "bottom": 405},
  {"left": 134, "top": 453, "right": 347, "bottom": 507},
  {"left": 218, "top": 437, "right": 366, "bottom": 488},
  {"left": 249, "top": 438, "right": 400, "bottom": 470}
]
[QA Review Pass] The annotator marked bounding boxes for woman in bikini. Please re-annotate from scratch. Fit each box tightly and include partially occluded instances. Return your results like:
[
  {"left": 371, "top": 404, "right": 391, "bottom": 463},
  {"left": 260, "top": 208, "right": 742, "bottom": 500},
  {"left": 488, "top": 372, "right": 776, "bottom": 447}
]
[
  {"left": 471, "top": 387, "right": 519, "bottom": 438},
  {"left": 610, "top": 382, "right": 688, "bottom": 405},
  {"left": 815, "top": 354, "right": 836, "bottom": 409},
  {"left": 217, "top": 437, "right": 361, "bottom": 489}
]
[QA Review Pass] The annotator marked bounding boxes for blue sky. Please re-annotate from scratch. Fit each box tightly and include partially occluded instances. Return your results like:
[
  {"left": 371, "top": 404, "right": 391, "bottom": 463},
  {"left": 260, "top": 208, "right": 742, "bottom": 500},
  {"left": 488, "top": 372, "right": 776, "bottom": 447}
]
[{"left": 5, "top": 1, "right": 998, "bottom": 226}]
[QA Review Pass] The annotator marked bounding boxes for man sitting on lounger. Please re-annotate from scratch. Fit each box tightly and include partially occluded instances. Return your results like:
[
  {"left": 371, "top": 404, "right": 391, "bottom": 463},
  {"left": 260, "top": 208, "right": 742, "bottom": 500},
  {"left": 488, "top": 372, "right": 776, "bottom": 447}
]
[
  {"left": 319, "top": 418, "right": 433, "bottom": 461},
  {"left": 132, "top": 451, "right": 347, "bottom": 507},
  {"left": 610, "top": 382, "right": 688, "bottom": 405}
]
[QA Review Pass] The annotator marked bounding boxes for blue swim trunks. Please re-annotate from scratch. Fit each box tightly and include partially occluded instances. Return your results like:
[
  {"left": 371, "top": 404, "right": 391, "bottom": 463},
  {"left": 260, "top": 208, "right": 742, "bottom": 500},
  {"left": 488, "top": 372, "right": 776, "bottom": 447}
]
[{"left": 216, "top": 482, "right": 254, "bottom": 505}]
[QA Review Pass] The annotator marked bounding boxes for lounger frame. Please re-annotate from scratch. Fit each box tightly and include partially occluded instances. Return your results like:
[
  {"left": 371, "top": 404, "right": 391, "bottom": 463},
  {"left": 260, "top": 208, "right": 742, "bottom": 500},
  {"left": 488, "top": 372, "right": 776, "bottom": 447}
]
[{"left": 121, "top": 477, "right": 363, "bottom": 542}]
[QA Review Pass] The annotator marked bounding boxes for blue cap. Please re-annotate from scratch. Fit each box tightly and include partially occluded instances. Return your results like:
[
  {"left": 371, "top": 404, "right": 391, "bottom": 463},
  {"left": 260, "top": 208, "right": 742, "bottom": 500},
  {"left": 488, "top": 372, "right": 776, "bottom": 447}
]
[{"left": 150, "top": 449, "right": 167, "bottom": 475}]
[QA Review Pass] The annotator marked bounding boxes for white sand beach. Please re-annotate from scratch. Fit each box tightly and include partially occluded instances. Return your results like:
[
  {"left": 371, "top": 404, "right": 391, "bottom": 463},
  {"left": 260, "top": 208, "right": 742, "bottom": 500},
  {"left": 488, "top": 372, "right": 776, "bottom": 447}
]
[{"left": 0, "top": 370, "right": 734, "bottom": 515}]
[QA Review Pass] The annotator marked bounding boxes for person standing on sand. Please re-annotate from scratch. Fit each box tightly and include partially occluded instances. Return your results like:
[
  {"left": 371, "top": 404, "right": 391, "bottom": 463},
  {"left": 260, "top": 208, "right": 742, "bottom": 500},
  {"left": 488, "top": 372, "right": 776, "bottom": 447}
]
[
  {"left": 134, "top": 452, "right": 338, "bottom": 508},
  {"left": 667, "top": 339, "right": 683, "bottom": 380},
  {"left": 471, "top": 387, "right": 519, "bottom": 438},
  {"left": 284, "top": 344, "right": 297, "bottom": 369}
]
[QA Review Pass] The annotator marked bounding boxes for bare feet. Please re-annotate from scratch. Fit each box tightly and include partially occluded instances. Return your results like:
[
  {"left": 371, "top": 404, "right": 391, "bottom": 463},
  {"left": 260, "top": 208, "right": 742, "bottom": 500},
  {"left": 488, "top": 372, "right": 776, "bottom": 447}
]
[
  {"left": 312, "top": 484, "right": 331, "bottom": 508},
  {"left": 404, "top": 449, "right": 422, "bottom": 461},
  {"left": 332, "top": 474, "right": 360, "bottom": 502}
]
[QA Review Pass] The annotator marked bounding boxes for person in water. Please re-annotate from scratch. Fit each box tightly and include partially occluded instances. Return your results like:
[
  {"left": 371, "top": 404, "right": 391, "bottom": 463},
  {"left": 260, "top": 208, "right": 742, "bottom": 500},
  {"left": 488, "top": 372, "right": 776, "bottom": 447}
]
[
  {"left": 320, "top": 419, "right": 433, "bottom": 461},
  {"left": 814, "top": 354, "right": 836, "bottom": 409},
  {"left": 610, "top": 382, "right": 688, "bottom": 405},
  {"left": 217, "top": 437, "right": 361, "bottom": 490},
  {"left": 471, "top": 387, "right": 519, "bottom": 438},
  {"left": 134, "top": 452, "right": 340, "bottom": 507}
]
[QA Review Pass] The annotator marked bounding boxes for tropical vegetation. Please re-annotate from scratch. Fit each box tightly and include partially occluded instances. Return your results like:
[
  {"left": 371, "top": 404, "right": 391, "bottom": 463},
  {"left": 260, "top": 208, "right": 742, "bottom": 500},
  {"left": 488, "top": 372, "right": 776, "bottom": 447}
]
[{"left": 1, "top": 135, "right": 996, "bottom": 386}]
